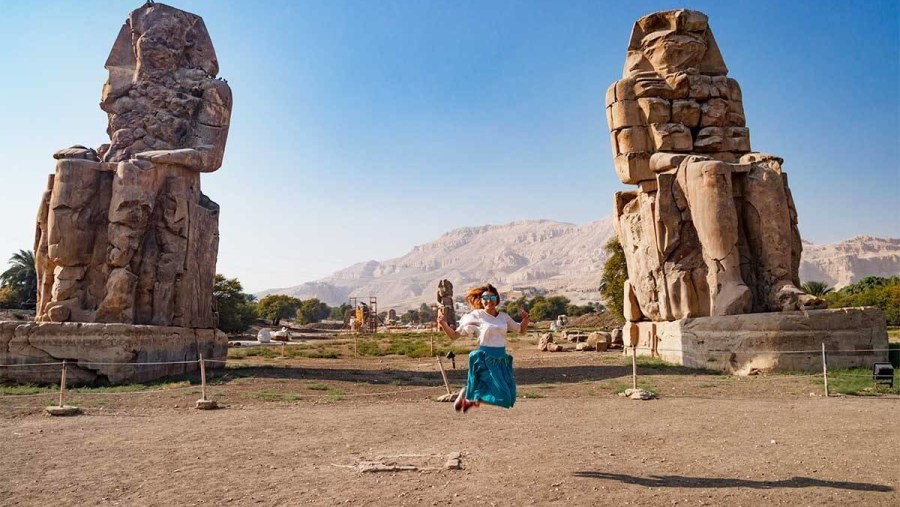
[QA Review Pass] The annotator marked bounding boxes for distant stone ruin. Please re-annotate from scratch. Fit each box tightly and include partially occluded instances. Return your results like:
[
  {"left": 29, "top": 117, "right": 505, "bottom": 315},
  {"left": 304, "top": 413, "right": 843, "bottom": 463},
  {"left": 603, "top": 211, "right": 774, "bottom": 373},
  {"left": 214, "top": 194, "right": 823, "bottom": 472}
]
[
  {"left": 437, "top": 280, "right": 455, "bottom": 328},
  {"left": 605, "top": 10, "right": 887, "bottom": 373}
]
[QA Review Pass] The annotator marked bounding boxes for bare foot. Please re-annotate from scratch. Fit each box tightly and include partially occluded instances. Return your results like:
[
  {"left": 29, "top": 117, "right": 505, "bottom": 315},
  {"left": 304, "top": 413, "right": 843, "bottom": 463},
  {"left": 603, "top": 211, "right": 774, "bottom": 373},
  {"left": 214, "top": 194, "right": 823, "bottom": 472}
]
[
  {"left": 712, "top": 282, "right": 752, "bottom": 316},
  {"left": 772, "top": 282, "right": 826, "bottom": 312}
]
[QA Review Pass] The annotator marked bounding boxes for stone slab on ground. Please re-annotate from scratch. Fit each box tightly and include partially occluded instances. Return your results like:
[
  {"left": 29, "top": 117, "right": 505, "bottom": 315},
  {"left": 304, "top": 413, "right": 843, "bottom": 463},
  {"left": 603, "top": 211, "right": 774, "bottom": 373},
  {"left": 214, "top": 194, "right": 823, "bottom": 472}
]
[
  {"left": 623, "top": 307, "right": 888, "bottom": 374},
  {"left": 0, "top": 321, "right": 226, "bottom": 385},
  {"left": 45, "top": 405, "right": 81, "bottom": 416}
]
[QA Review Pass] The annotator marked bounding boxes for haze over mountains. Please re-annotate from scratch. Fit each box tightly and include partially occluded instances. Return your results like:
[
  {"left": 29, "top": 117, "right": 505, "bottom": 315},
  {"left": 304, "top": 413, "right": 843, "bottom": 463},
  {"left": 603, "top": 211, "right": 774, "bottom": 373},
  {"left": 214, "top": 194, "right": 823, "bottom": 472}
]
[{"left": 258, "top": 218, "right": 900, "bottom": 310}]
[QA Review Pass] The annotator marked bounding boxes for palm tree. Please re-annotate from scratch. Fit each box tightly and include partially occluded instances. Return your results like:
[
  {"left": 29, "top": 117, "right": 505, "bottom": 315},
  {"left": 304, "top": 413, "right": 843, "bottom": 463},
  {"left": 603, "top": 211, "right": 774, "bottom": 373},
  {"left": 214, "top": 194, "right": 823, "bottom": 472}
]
[
  {"left": 0, "top": 250, "right": 37, "bottom": 305},
  {"left": 801, "top": 280, "right": 833, "bottom": 297}
]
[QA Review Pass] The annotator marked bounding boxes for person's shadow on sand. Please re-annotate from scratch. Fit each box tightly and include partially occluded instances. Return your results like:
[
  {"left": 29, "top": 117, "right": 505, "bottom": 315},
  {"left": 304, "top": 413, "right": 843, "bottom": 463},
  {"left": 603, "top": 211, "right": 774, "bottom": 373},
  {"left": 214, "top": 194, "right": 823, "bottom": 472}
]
[{"left": 572, "top": 472, "right": 893, "bottom": 492}]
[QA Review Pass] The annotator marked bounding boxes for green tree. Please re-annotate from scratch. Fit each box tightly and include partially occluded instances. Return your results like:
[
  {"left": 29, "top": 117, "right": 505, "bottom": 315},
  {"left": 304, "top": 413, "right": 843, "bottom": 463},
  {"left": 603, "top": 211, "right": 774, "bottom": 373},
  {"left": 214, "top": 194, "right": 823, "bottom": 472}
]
[
  {"left": 528, "top": 295, "right": 569, "bottom": 321},
  {"left": 418, "top": 303, "right": 436, "bottom": 323},
  {"left": 256, "top": 294, "right": 302, "bottom": 325},
  {"left": 0, "top": 250, "right": 36, "bottom": 307},
  {"left": 400, "top": 309, "right": 419, "bottom": 324},
  {"left": 566, "top": 303, "right": 595, "bottom": 317},
  {"left": 330, "top": 303, "right": 352, "bottom": 321},
  {"left": 599, "top": 237, "right": 627, "bottom": 322},
  {"left": 297, "top": 298, "right": 330, "bottom": 324},
  {"left": 213, "top": 274, "right": 257, "bottom": 334},
  {"left": 0, "top": 285, "right": 19, "bottom": 309},
  {"left": 801, "top": 280, "right": 833, "bottom": 296},
  {"left": 840, "top": 276, "right": 899, "bottom": 295},
  {"left": 824, "top": 277, "right": 900, "bottom": 326}
]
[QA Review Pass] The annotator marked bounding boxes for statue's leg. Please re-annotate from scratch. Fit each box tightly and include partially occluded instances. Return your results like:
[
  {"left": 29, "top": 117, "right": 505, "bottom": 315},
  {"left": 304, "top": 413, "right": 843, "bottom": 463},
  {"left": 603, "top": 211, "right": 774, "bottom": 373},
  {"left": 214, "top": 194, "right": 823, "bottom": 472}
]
[
  {"left": 742, "top": 162, "right": 825, "bottom": 311},
  {"left": 680, "top": 160, "right": 751, "bottom": 316},
  {"left": 96, "top": 160, "right": 158, "bottom": 322}
]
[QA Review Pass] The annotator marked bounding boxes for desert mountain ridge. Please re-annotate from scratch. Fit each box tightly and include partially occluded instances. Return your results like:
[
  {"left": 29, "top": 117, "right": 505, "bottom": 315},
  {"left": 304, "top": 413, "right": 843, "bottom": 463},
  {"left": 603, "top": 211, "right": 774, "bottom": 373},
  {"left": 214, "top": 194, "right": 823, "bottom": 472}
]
[{"left": 257, "top": 217, "right": 900, "bottom": 310}]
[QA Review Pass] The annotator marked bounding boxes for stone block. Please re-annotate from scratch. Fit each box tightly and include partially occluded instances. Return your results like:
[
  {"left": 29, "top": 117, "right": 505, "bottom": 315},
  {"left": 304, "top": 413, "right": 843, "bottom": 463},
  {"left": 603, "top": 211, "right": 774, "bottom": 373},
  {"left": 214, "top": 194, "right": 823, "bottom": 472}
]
[
  {"left": 726, "top": 78, "right": 742, "bottom": 101},
  {"left": 605, "top": 82, "right": 617, "bottom": 107},
  {"left": 0, "top": 322, "right": 227, "bottom": 385},
  {"left": 638, "top": 179, "right": 658, "bottom": 193},
  {"left": 671, "top": 100, "right": 700, "bottom": 127},
  {"left": 615, "top": 127, "right": 652, "bottom": 153},
  {"left": 610, "top": 101, "right": 642, "bottom": 129},
  {"left": 700, "top": 98, "right": 729, "bottom": 127},
  {"left": 624, "top": 280, "right": 643, "bottom": 322},
  {"left": 615, "top": 79, "right": 636, "bottom": 101},
  {"left": 538, "top": 333, "right": 554, "bottom": 351},
  {"left": 611, "top": 328, "right": 624, "bottom": 346},
  {"left": 726, "top": 127, "right": 751, "bottom": 152},
  {"left": 727, "top": 100, "right": 746, "bottom": 126},
  {"left": 705, "top": 152, "right": 738, "bottom": 163},
  {"left": 694, "top": 127, "right": 726, "bottom": 152},
  {"left": 587, "top": 332, "right": 611, "bottom": 352},
  {"left": 649, "top": 123, "right": 693, "bottom": 151},
  {"left": 637, "top": 98, "right": 670, "bottom": 124},
  {"left": 627, "top": 307, "right": 889, "bottom": 374},
  {"left": 613, "top": 153, "right": 654, "bottom": 184}
]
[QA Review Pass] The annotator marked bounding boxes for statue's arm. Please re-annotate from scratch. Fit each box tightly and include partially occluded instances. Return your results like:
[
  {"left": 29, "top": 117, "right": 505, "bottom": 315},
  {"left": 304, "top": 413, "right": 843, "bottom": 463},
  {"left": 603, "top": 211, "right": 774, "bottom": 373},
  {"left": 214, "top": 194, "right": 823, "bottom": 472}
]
[{"left": 134, "top": 79, "right": 233, "bottom": 172}]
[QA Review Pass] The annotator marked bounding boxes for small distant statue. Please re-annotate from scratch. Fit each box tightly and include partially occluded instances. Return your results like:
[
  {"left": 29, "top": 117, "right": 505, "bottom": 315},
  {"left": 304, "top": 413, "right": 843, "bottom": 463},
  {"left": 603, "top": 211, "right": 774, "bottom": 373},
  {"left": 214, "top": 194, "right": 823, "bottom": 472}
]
[
  {"left": 437, "top": 279, "right": 456, "bottom": 328},
  {"left": 387, "top": 308, "right": 397, "bottom": 324}
]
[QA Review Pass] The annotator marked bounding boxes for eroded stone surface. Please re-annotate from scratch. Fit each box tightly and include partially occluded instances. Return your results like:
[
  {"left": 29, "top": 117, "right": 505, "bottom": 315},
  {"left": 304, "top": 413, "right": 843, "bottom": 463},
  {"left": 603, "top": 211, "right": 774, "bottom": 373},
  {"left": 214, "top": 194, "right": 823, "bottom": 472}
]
[
  {"left": 0, "top": 321, "right": 226, "bottom": 385},
  {"left": 607, "top": 10, "right": 824, "bottom": 322},
  {"left": 623, "top": 307, "right": 889, "bottom": 374},
  {"left": 34, "top": 3, "right": 230, "bottom": 328}
]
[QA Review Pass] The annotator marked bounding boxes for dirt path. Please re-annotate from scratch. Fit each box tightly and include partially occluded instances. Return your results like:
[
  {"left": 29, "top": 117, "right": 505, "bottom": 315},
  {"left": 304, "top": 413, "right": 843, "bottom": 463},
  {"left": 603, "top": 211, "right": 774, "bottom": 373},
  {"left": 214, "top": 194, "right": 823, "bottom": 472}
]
[{"left": 1, "top": 348, "right": 898, "bottom": 506}]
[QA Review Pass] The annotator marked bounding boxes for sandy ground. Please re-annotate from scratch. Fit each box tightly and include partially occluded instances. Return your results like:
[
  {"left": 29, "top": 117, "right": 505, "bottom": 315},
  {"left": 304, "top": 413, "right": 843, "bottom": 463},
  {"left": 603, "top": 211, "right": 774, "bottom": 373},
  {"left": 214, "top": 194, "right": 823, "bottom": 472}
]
[{"left": 1, "top": 346, "right": 898, "bottom": 506}]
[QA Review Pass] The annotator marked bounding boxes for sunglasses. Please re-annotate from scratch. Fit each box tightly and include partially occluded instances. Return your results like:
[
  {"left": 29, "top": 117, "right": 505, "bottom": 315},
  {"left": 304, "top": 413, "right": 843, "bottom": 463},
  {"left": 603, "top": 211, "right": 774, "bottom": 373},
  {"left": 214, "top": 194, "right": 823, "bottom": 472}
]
[{"left": 481, "top": 294, "right": 499, "bottom": 302}]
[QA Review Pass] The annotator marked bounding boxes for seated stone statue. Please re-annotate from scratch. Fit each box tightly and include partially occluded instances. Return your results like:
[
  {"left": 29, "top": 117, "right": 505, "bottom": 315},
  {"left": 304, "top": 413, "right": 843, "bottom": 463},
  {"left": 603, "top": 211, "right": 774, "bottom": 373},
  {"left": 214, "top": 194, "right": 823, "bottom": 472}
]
[
  {"left": 34, "top": 3, "right": 231, "bottom": 327},
  {"left": 436, "top": 279, "right": 456, "bottom": 327},
  {"left": 606, "top": 9, "right": 824, "bottom": 321}
]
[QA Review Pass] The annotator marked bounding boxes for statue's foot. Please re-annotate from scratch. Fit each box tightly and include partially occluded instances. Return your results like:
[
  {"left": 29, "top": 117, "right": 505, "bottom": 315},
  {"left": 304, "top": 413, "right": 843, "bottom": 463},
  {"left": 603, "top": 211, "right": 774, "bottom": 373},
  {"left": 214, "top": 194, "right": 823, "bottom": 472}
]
[
  {"left": 712, "top": 282, "right": 752, "bottom": 316},
  {"left": 772, "top": 283, "right": 827, "bottom": 312}
]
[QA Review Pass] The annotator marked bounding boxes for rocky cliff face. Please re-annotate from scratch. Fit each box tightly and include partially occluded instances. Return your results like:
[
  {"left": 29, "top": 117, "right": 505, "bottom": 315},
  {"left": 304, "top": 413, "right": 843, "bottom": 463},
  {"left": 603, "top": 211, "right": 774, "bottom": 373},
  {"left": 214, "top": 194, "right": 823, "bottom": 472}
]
[
  {"left": 259, "top": 219, "right": 899, "bottom": 309},
  {"left": 799, "top": 236, "right": 900, "bottom": 288}
]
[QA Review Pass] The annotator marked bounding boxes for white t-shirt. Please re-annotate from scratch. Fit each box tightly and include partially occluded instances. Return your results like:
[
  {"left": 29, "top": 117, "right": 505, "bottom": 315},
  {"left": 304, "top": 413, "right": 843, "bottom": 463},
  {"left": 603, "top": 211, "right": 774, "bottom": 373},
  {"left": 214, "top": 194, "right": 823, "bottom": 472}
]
[{"left": 455, "top": 309, "right": 521, "bottom": 347}]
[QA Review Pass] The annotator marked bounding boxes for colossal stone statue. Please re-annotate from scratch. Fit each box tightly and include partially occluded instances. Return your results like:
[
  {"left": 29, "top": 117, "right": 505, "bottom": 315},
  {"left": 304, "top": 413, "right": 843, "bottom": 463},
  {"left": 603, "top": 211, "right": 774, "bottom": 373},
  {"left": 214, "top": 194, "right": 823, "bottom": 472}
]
[
  {"left": 34, "top": 2, "right": 231, "bottom": 328},
  {"left": 606, "top": 9, "right": 824, "bottom": 322}
]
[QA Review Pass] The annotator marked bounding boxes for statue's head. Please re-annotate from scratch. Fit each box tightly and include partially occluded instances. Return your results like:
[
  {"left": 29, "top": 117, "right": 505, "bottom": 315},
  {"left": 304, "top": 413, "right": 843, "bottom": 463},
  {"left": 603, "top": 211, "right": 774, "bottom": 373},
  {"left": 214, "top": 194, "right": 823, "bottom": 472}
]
[
  {"left": 102, "top": 3, "right": 219, "bottom": 108},
  {"left": 624, "top": 10, "right": 727, "bottom": 79}
]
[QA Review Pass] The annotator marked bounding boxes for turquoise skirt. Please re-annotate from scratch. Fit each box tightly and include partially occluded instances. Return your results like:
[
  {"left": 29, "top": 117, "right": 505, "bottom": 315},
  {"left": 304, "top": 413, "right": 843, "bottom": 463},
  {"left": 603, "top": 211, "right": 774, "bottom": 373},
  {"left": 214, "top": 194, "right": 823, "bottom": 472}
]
[{"left": 466, "top": 346, "right": 516, "bottom": 408}]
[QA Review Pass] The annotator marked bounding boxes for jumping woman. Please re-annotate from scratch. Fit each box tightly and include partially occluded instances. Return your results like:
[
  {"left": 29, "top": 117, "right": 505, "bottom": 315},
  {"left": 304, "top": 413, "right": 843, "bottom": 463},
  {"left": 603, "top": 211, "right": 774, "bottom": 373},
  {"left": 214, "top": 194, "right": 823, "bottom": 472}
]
[{"left": 436, "top": 284, "right": 529, "bottom": 413}]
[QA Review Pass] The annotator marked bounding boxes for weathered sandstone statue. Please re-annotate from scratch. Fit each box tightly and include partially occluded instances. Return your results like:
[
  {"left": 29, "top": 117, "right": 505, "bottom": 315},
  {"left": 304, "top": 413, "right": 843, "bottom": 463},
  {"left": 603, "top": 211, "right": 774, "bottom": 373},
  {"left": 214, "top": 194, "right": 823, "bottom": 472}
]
[
  {"left": 436, "top": 279, "right": 456, "bottom": 328},
  {"left": 606, "top": 9, "right": 824, "bottom": 322},
  {"left": 605, "top": 10, "right": 887, "bottom": 373},
  {"left": 34, "top": 2, "right": 231, "bottom": 328}
]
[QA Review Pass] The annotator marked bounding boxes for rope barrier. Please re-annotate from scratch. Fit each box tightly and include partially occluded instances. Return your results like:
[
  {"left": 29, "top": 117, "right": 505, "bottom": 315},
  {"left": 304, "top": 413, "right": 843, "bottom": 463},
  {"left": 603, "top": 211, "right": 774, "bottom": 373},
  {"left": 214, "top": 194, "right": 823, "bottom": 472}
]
[
  {"left": 75, "top": 360, "right": 201, "bottom": 366},
  {"left": 0, "top": 362, "right": 64, "bottom": 368},
  {"left": 632, "top": 346, "right": 892, "bottom": 354},
  {"left": 0, "top": 343, "right": 893, "bottom": 407}
]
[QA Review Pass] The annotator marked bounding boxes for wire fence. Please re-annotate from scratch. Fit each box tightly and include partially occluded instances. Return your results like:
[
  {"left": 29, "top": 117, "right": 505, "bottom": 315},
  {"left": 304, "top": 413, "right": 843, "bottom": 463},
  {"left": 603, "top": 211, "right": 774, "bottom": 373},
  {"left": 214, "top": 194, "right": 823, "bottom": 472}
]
[{"left": 0, "top": 344, "right": 895, "bottom": 411}]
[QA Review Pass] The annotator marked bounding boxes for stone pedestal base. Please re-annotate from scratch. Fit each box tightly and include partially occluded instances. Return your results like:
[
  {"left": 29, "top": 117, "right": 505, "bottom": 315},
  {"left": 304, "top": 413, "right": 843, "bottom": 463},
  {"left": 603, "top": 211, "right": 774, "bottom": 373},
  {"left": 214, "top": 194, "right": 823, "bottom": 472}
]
[
  {"left": 623, "top": 307, "right": 888, "bottom": 375},
  {"left": 0, "top": 322, "right": 227, "bottom": 385}
]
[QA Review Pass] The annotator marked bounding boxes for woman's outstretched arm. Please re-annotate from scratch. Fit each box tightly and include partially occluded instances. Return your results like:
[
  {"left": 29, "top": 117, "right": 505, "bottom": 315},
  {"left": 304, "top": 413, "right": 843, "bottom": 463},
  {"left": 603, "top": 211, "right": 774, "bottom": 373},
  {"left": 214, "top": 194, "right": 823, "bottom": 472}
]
[
  {"left": 437, "top": 308, "right": 460, "bottom": 340},
  {"left": 518, "top": 308, "right": 530, "bottom": 334}
]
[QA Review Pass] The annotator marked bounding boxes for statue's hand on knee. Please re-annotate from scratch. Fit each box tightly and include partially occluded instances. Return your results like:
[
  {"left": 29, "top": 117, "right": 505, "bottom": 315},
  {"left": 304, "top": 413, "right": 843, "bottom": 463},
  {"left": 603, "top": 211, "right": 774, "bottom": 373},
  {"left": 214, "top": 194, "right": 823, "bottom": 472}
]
[{"left": 134, "top": 148, "right": 204, "bottom": 169}]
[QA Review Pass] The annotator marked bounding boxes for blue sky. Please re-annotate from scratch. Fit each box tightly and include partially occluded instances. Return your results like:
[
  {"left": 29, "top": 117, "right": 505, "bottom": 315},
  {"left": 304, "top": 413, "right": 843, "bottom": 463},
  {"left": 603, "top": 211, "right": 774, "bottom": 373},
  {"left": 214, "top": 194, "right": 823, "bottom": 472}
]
[{"left": 0, "top": 0, "right": 897, "bottom": 292}]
